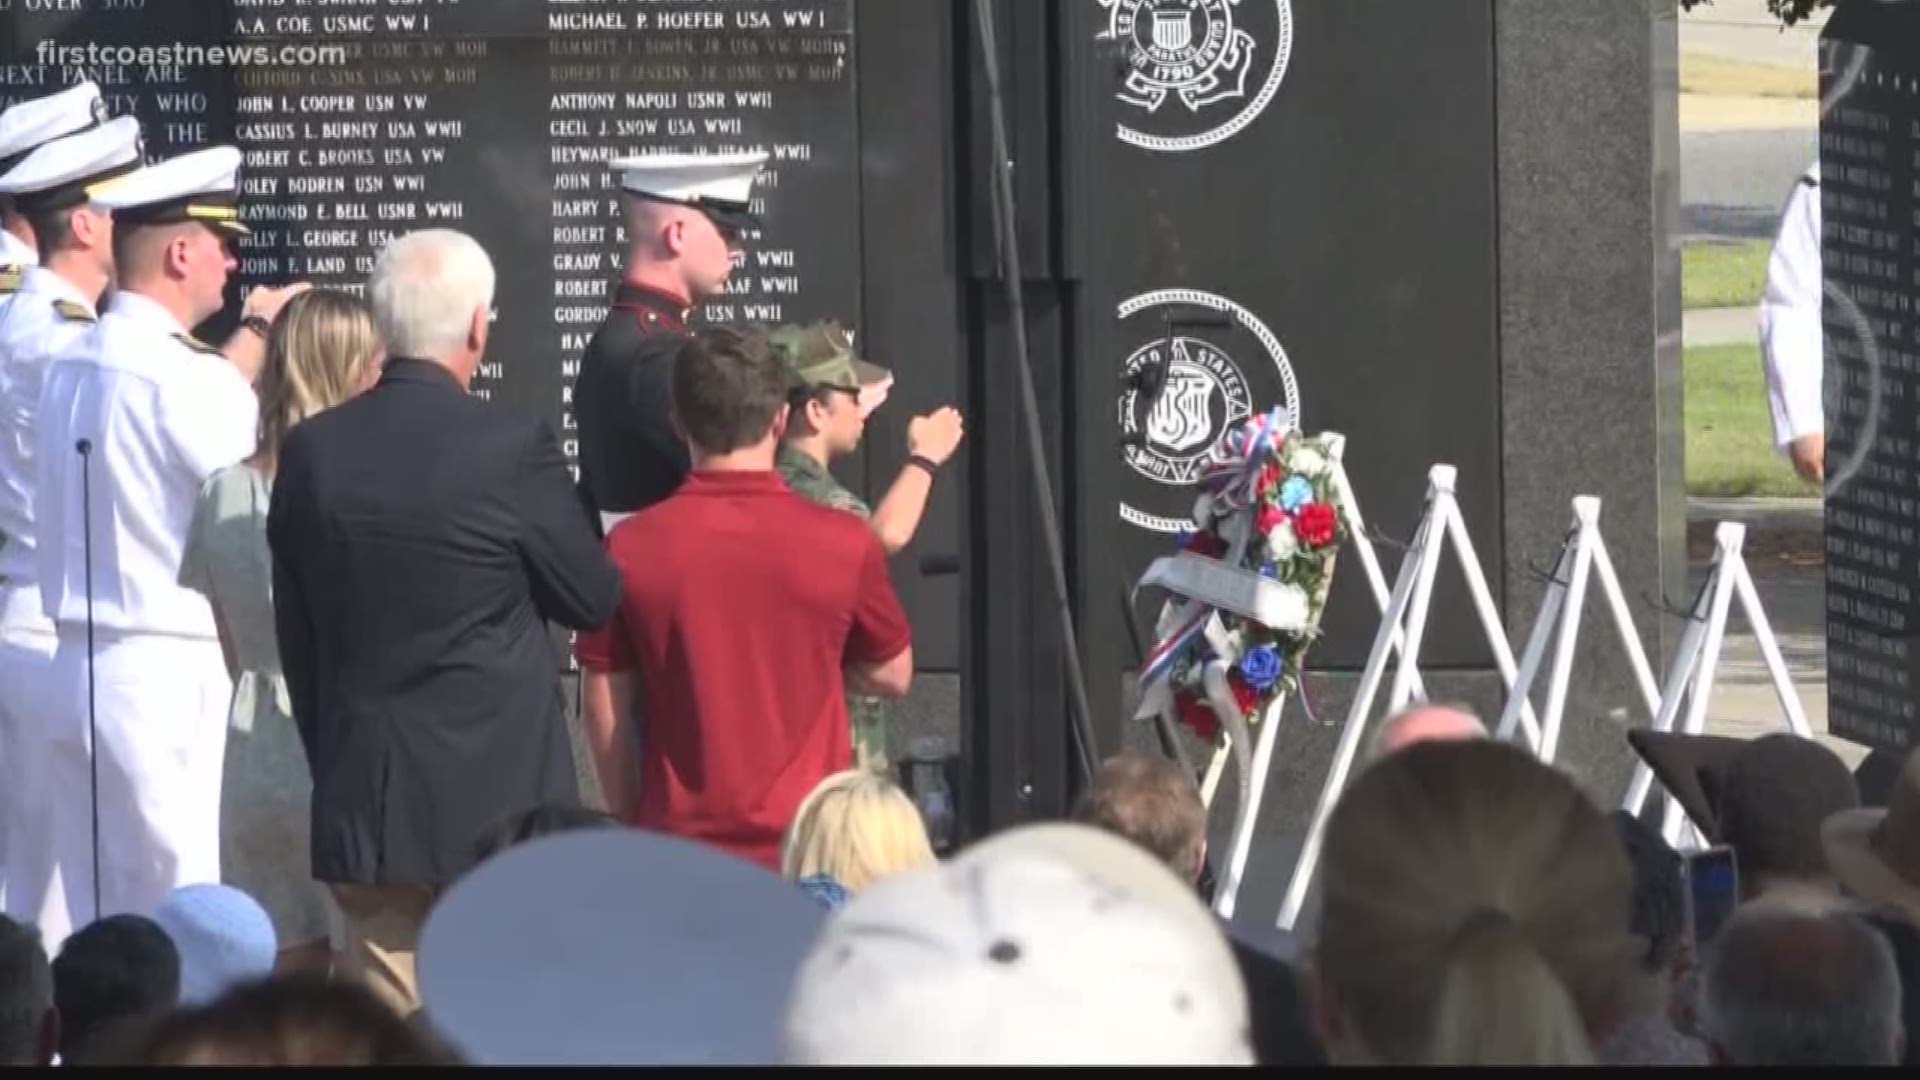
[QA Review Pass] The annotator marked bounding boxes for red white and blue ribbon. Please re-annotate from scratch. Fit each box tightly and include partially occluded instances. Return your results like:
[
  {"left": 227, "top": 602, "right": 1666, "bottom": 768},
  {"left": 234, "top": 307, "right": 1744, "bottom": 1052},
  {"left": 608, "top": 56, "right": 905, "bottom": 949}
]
[
  {"left": 1198, "top": 406, "right": 1289, "bottom": 513},
  {"left": 1133, "top": 406, "right": 1295, "bottom": 695}
]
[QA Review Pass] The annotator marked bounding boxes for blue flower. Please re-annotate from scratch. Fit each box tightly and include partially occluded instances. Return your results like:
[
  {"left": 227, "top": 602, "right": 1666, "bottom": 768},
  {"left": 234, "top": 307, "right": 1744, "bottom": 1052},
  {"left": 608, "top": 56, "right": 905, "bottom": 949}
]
[
  {"left": 1260, "top": 562, "right": 1279, "bottom": 580},
  {"left": 1279, "top": 476, "right": 1314, "bottom": 512},
  {"left": 1239, "top": 645, "right": 1282, "bottom": 691}
]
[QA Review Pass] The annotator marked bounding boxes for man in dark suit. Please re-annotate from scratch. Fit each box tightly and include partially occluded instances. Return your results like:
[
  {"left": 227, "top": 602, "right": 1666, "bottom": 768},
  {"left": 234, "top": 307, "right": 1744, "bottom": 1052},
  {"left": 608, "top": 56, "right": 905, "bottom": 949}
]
[{"left": 267, "top": 229, "right": 619, "bottom": 1015}]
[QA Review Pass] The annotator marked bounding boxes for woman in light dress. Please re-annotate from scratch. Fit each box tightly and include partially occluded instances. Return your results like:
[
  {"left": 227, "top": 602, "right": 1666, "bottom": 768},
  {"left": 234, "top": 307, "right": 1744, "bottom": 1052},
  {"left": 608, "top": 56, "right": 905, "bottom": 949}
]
[{"left": 179, "top": 290, "right": 384, "bottom": 971}]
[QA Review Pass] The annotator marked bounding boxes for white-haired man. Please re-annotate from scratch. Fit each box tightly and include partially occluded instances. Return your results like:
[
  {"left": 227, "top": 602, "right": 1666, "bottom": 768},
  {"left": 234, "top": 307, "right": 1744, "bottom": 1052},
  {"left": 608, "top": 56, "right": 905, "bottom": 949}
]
[
  {"left": 268, "top": 229, "right": 618, "bottom": 1015},
  {"left": 1370, "top": 703, "right": 1488, "bottom": 758},
  {"left": 30, "top": 144, "right": 303, "bottom": 953}
]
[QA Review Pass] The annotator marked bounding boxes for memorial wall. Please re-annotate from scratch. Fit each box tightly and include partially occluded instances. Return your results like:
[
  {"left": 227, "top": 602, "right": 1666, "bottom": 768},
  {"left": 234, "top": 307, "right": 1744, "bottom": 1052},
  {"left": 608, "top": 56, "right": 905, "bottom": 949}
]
[
  {"left": 1821, "top": 2, "right": 1920, "bottom": 754},
  {"left": 3, "top": 2, "right": 1688, "bottom": 839},
  {"left": 4, "top": 0, "right": 862, "bottom": 515}
]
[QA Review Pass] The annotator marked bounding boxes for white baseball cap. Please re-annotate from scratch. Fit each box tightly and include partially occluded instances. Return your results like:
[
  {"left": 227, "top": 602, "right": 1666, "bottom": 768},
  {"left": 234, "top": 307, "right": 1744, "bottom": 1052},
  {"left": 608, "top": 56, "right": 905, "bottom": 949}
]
[
  {"left": 418, "top": 828, "right": 826, "bottom": 1066},
  {"left": 778, "top": 823, "right": 1253, "bottom": 1065}
]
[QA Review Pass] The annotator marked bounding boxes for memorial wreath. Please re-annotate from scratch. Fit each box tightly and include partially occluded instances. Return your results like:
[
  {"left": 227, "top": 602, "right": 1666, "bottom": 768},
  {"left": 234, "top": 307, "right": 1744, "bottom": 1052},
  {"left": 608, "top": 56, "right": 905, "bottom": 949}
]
[{"left": 1133, "top": 408, "right": 1346, "bottom": 763}]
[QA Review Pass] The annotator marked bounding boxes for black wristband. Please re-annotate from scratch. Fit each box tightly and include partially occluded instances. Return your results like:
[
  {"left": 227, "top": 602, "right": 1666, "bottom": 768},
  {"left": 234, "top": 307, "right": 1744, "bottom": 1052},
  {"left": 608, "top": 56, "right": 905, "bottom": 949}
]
[
  {"left": 907, "top": 454, "right": 940, "bottom": 477},
  {"left": 240, "top": 315, "right": 272, "bottom": 339}
]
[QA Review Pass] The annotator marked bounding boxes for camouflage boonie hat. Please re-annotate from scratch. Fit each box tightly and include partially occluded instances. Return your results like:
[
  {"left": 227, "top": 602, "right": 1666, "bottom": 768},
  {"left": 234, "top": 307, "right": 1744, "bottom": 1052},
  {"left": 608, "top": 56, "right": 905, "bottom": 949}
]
[{"left": 770, "top": 321, "right": 892, "bottom": 394}]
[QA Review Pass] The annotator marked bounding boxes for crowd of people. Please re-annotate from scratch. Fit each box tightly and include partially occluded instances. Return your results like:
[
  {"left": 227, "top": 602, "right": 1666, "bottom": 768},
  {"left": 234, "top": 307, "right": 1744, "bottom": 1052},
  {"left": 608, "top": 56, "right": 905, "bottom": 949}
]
[{"left": 0, "top": 68, "right": 1915, "bottom": 1068}]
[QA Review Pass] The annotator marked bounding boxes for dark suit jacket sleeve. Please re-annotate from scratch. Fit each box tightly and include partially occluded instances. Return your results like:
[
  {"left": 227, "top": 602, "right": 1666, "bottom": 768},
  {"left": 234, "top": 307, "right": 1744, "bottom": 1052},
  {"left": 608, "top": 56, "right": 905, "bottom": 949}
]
[
  {"left": 267, "top": 434, "right": 319, "bottom": 763},
  {"left": 517, "top": 418, "right": 621, "bottom": 630}
]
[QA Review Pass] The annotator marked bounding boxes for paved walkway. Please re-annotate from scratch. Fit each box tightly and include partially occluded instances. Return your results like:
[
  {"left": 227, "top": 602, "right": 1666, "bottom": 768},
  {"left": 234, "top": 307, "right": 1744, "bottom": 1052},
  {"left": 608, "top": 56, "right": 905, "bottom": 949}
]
[{"left": 1685, "top": 304, "right": 1759, "bottom": 347}]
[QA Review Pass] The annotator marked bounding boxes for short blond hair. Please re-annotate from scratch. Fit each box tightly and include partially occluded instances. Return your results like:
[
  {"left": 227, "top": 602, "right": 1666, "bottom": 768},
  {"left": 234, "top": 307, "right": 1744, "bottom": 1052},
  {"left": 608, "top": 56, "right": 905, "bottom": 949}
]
[
  {"left": 781, "top": 771, "right": 936, "bottom": 892},
  {"left": 1315, "top": 740, "right": 1638, "bottom": 1065}
]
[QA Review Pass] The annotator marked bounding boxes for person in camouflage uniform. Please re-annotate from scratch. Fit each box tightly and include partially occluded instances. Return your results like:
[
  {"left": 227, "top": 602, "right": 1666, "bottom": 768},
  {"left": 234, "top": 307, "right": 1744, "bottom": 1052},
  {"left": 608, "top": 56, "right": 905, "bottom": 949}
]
[{"left": 771, "top": 321, "right": 965, "bottom": 774}]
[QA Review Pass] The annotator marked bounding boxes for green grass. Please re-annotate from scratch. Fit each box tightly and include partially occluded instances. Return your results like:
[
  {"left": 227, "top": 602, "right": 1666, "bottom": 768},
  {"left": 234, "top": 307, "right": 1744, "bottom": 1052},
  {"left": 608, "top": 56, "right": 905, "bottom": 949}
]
[
  {"left": 1685, "top": 342, "right": 1811, "bottom": 498},
  {"left": 1683, "top": 239, "right": 1771, "bottom": 311}
]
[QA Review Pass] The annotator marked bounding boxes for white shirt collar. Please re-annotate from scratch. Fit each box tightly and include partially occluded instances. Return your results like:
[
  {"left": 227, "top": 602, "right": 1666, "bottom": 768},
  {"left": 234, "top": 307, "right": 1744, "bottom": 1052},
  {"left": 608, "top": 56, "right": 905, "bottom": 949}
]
[
  {"left": 20, "top": 265, "right": 95, "bottom": 311},
  {"left": 107, "top": 289, "right": 190, "bottom": 337}
]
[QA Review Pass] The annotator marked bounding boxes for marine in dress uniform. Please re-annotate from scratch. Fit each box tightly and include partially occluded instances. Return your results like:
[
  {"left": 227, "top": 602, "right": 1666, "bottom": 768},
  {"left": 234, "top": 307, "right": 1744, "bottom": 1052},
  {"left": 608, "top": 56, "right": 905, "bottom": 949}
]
[
  {"left": 0, "top": 116, "right": 146, "bottom": 934},
  {"left": 0, "top": 82, "right": 111, "bottom": 273},
  {"left": 575, "top": 151, "right": 766, "bottom": 533},
  {"left": 31, "top": 146, "right": 255, "bottom": 951},
  {"left": 1759, "top": 162, "right": 1823, "bottom": 484}
]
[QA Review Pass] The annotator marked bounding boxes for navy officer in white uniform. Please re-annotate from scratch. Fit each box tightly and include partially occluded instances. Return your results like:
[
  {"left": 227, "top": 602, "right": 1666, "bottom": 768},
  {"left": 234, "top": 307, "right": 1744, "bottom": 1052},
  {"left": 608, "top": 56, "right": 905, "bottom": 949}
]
[
  {"left": 0, "top": 81, "right": 110, "bottom": 273},
  {"left": 1759, "top": 162, "right": 1823, "bottom": 486},
  {"left": 0, "top": 76, "right": 114, "bottom": 913},
  {"left": 32, "top": 145, "right": 305, "bottom": 949},
  {"left": 0, "top": 114, "right": 147, "bottom": 937}
]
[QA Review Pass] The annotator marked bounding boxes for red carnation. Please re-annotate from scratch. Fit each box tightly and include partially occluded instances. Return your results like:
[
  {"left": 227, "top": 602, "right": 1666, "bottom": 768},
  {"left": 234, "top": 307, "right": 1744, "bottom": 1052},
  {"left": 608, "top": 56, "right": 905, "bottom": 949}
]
[
  {"left": 1295, "top": 502, "right": 1337, "bottom": 547},
  {"left": 1257, "top": 462, "right": 1281, "bottom": 496},
  {"left": 1228, "top": 672, "right": 1262, "bottom": 717},
  {"left": 1255, "top": 503, "right": 1287, "bottom": 536},
  {"left": 1184, "top": 530, "right": 1225, "bottom": 558},
  {"left": 1174, "top": 692, "right": 1220, "bottom": 742}
]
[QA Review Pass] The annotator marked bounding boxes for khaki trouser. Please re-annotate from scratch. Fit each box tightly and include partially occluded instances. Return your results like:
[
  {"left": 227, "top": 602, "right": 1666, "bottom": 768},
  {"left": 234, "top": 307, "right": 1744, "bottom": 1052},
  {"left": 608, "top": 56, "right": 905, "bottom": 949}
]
[{"left": 331, "top": 883, "right": 438, "bottom": 1016}]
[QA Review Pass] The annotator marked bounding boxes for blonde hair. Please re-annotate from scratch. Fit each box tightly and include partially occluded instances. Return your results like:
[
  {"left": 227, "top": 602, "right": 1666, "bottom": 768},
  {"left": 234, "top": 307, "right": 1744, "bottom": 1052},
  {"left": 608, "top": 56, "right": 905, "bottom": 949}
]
[
  {"left": 781, "top": 771, "right": 936, "bottom": 892},
  {"left": 1315, "top": 740, "right": 1637, "bottom": 1066},
  {"left": 255, "top": 289, "right": 381, "bottom": 474}
]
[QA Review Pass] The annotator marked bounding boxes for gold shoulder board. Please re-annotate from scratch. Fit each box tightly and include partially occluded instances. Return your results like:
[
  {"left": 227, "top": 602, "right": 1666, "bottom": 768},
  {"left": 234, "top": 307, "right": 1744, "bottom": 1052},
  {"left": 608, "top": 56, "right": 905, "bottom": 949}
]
[
  {"left": 0, "top": 266, "right": 21, "bottom": 295},
  {"left": 171, "top": 332, "right": 222, "bottom": 356},
  {"left": 52, "top": 299, "right": 96, "bottom": 324}
]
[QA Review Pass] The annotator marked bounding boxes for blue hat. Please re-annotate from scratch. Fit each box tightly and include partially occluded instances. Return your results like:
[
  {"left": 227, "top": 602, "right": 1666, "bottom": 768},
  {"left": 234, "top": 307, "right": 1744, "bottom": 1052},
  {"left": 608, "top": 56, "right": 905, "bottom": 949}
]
[
  {"left": 150, "top": 884, "right": 278, "bottom": 1006},
  {"left": 418, "top": 829, "right": 826, "bottom": 1066}
]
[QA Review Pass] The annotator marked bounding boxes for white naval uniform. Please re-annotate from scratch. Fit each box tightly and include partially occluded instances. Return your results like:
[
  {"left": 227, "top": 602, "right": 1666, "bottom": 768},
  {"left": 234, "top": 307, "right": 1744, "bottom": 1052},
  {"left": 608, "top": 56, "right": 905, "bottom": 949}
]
[
  {"left": 0, "top": 269, "right": 100, "bottom": 930},
  {"left": 32, "top": 290, "right": 254, "bottom": 951},
  {"left": 0, "top": 231, "right": 37, "bottom": 270},
  {"left": 1759, "top": 163, "right": 1822, "bottom": 452}
]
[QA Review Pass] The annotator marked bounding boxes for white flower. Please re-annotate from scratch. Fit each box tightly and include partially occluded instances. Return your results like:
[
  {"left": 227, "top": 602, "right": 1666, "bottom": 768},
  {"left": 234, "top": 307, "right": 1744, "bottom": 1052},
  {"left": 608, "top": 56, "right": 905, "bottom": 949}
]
[
  {"left": 1191, "top": 493, "right": 1214, "bottom": 527},
  {"left": 1288, "top": 446, "right": 1328, "bottom": 478},
  {"left": 1154, "top": 603, "right": 1184, "bottom": 641},
  {"left": 1266, "top": 518, "right": 1299, "bottom": 560}
]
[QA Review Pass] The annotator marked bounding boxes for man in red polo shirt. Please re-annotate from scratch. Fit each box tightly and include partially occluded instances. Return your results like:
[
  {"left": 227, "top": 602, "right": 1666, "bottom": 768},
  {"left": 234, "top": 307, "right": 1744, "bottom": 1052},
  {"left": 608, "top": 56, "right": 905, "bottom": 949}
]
[{"left": 575, "top": 325, "right": 914, "bottom": 870}]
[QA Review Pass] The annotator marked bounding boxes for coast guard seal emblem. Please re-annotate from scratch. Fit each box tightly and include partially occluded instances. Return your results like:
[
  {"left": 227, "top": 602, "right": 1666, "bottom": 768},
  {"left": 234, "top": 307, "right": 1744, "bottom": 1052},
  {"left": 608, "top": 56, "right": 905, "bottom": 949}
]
[
  {"left": 1115, "top": 289, "right": 1299, "bottom": 533},
  {"left": 1098, "top": 0, "right": 1292, "bottom": 153},
  {"left": 1108, "top": 0, "right": 1255, "bottom": 114}
]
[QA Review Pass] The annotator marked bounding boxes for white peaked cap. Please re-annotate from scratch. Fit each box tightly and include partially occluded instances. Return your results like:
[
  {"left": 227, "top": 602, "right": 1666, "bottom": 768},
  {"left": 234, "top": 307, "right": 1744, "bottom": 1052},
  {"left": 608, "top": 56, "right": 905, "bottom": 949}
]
[
  {"left": 0, "top": 81, "right": 108, "bottom": 170},
  {"left": 0, "top": 116, "right": 145, "bottom": 213},
  {"left": 611, "top": 150, "right": 767, "bottom": 224},
  {"left": 94, "top": 145, "right": 249, "bottom": 237}
]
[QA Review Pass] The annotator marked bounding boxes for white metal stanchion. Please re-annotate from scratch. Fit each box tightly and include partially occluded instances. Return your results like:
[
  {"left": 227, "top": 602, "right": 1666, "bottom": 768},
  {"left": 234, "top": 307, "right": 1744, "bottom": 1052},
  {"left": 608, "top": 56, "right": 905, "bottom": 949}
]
[
  {"left": 1494, "top": 497, "right": 1665, "bottom": 763},
  {"left": 1274, "top": 464, "right": 1528, "bottom": 931},
  {"left": 1620, "top": 521, "right": 1812, "bottom": 848},
  {"left": 1209, "top": 435, "right": 1357, "bottom": 919}
]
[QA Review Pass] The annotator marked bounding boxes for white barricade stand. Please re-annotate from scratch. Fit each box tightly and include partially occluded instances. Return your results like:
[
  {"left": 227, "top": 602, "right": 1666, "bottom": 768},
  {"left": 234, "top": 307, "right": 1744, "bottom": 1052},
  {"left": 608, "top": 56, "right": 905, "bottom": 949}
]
[
  {"left": 1621, "top": 520, "right": 1811, "bottom": 849},
  {"left": 1272, "top": 463, "right": 1536, "bottom": 931},
  {"left": 1495, "top": 497, "right": 1665, "bottom": 764}
]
